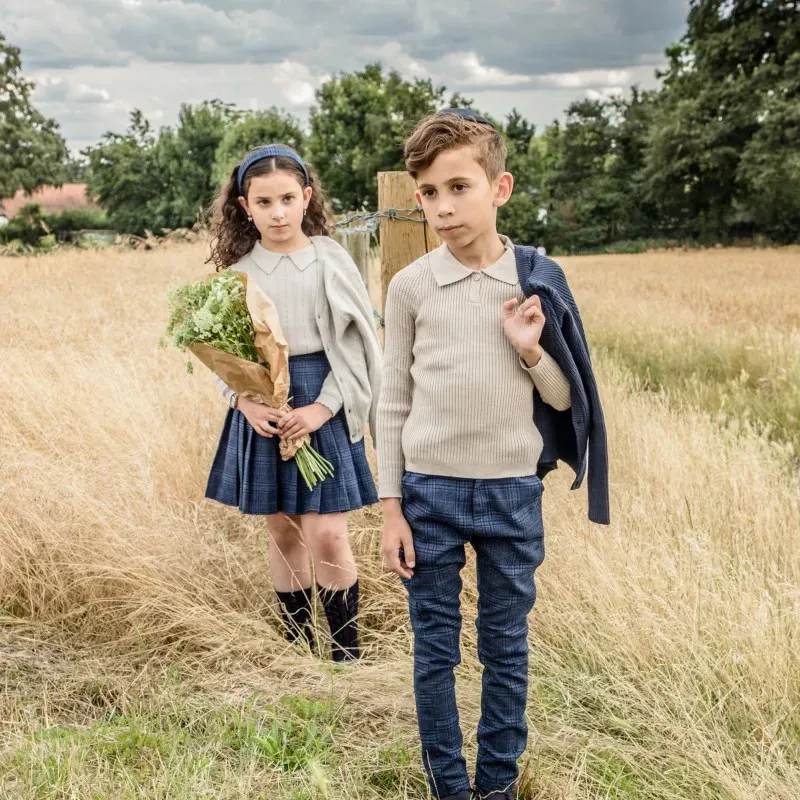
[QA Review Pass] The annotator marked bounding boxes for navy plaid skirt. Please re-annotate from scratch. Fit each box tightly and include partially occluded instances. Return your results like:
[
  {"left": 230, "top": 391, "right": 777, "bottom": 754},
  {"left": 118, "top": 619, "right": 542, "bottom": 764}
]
[{"left": 205, "top": 352, "right": 378, "bottom": 515}]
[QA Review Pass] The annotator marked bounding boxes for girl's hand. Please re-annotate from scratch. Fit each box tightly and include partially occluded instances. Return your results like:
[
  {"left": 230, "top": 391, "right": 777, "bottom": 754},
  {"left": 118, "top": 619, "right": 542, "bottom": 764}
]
[
  {"left": 278, "top": 403, "right": 333, "bottom": 441},
  {"left": 238, "top": 397, "right": 286, "bottom": 438},
  {"left": 502, "top": 295, "right": 546, "bottom": 365}
]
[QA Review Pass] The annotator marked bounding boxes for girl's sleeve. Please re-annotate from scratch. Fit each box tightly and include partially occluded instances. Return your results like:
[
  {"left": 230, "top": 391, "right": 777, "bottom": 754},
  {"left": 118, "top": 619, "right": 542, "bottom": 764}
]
[
  {"left": 214, "top": 374, "right": 236, "bottom": 405},
  {"left": 315, "top": 372, "right": 343, "bottom": 416}
]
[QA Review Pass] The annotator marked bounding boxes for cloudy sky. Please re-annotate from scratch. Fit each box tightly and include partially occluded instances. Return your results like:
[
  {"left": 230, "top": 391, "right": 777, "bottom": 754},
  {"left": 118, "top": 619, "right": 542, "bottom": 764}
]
[{"left": 4, "top": 0, "right": 690, "bottom": 153}]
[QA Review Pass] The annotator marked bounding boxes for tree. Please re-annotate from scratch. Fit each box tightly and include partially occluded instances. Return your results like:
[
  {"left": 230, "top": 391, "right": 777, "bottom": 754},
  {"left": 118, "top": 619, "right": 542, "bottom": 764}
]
[
  {"left": 544, "top": 99, "right": 620, "bottom": 250},
  {"left": 63, "top": 154, "right": 89, "bottom": 183},
  {"left": 152, "top": 100, "right": 238, "bottom": 227},
  {"left": 0, "top": 32, "right": 69, "bottom": 200},
  {"left": 85, "top": 101, "right": 238, "bottom": 234},
  {"left": 497, "top": 109, "right": 548, "bottom": 246},
  {"left": 212, "top": 108, "right": 306, "bottom": 188},
  {"left": 83, "top": 110, "right": 163, "bottom": 234},
  {"left": 641, "top": 0, "right": 800, "bottom": 241},
  {"left": 308, "top": 63, "right": 452, "bottom": 211},
  {"left": 605, "top": 89, "right": 657, "bottom": 240},
  {"left": 736, "top": 51, "right": 800, "bottom": 242},
  {"left": 536, "top": 90, "right": 657, "bottom": 252}
]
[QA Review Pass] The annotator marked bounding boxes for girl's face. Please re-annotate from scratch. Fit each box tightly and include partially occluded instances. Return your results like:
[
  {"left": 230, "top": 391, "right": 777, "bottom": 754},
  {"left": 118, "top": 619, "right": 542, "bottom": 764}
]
[{"left": 238, "top": 170, "right": 313, "bottom": 251}]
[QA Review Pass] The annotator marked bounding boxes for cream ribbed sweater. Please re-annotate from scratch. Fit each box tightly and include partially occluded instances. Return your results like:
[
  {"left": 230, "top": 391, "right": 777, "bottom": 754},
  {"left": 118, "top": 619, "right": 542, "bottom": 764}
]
[
  {"left": 215, "top": 240, "right": 342, "bottom": 415},
  {"left": 376, "top": 237, "right": 572, "bottom": 498}
]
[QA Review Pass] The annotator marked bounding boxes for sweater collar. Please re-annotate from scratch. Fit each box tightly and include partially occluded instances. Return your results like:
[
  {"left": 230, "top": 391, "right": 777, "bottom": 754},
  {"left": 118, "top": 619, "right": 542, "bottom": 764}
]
[
  {"left": 429, "top": 235, "right": 518, "bottom": 287},
  {"left": 250, "top": 240, "right": 316, "bottom": 274}
]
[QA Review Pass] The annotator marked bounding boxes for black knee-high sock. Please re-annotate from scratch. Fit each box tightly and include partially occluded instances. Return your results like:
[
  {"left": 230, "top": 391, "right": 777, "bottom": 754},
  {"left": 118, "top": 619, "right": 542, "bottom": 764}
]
[
  {"left": 317, "top": 580, "right": 360, "bottom": 662},
  {"left": 275, "top": 587, "right": 315, "bottom": 648}
]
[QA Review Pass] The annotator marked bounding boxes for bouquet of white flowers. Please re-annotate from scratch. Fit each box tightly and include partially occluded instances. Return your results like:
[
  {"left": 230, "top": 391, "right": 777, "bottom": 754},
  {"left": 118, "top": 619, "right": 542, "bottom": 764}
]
[{"left": 163, "top": 271, "right": 334, "bottom": 490}]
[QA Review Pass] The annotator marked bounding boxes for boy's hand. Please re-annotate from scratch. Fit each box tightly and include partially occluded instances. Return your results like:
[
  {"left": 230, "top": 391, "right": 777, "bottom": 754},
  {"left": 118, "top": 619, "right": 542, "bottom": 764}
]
[
  {"left": 278, "top": 403, "right": 334, "bottom": 441},
  {"left": 503, "top": 295, "right": 546, "bottom": 365},
  {"left": 382, "top": 499, "right": 416, "bottom": 579}
]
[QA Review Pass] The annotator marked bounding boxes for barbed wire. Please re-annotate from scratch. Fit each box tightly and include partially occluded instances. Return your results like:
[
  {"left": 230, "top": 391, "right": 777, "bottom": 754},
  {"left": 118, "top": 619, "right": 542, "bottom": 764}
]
[
  {"left": 332, "top": 208, "right": 423, "bottom": 327},
  {"left": 332, "top": 207, "right": 427, "bottom": 236}
]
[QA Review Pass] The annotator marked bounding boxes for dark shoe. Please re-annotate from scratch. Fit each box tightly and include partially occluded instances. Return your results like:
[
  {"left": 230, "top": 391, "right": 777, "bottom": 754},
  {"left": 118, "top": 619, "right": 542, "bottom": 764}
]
[
  {"left": 275, "top": 587, "right": 315, "bottom": 649},
  {"left": 317, "top": 580, "right": 360, "bottom": 661},
  {"left": 441, "top": 792, "right": 472, "bottom": 800}
]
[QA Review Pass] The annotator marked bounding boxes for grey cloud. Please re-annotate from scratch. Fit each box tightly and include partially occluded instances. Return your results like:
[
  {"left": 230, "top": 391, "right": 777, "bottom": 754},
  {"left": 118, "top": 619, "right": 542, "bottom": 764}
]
[
  {"left": 31, "top": 90, "right": 131, "bottom": 151},
  {"left": 35, "top": 76, "right": 111, "bottom": 104},
  {"left": 110, "top": 4, "right": 299, "bottom": 64},
  {"left": 8, "top": 0, "right": 688, "bottom": 77},
  {"left": 33, "top": 78, "right": 71, "bottom": 103},
  {"left": 5, "top": 1, "right": 130, "bottom": 69},
  {"left": 6, "top": 0, "right": 301, "bottom": 68},
  {"left": 401, "top": 0, "right": 689, "bottom": 75}
]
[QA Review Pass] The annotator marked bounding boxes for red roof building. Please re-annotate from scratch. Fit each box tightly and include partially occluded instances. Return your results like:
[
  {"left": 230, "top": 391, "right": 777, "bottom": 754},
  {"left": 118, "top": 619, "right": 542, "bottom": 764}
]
[{"left": 0, "top": 184, "right": 99, "bottom": 218}]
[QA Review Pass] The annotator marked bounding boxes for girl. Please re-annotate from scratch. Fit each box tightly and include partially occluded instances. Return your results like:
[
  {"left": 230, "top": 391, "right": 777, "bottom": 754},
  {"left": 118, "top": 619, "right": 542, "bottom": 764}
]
[{"left": 205, "top": 144, "right": 382, "bottom": 662}]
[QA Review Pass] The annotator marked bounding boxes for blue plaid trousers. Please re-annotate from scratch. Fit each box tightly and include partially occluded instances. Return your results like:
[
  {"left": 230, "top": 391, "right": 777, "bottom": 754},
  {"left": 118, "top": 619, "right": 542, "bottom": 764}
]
[{"left": 400, "top": 471, "right": 546, "bottom": 798}]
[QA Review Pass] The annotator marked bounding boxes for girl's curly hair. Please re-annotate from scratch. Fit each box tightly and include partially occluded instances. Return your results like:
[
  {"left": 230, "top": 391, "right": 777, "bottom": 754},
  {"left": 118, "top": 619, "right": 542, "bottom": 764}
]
[{"left": 207, "top": 145, "right": 333, "bottom": 270}]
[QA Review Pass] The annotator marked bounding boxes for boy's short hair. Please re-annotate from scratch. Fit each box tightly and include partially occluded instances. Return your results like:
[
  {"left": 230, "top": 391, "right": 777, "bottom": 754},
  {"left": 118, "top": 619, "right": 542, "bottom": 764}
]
[{"left": 404, "top": 109, "right": 507, "bottom": 181}]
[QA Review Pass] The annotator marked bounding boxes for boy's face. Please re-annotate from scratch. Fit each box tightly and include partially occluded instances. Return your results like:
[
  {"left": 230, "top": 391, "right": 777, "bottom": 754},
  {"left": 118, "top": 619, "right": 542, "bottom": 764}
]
[{"left": 414, "top": 145, "right": 513, "bottom": 247}]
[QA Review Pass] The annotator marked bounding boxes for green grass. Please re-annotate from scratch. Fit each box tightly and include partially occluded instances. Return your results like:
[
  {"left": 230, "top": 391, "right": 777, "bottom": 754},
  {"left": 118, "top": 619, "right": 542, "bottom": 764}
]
[
  {"left": 5, "top": 693, "right": 341, "bottom": 799},
  {"left": 592, "top": 327, "right": 800, "bottom": 459},
  {"left": 7, "top": 674, "right": 765, "bottom": 798},
  {"left": 0, "top": 682, "right": 434, "bottom": 800}
]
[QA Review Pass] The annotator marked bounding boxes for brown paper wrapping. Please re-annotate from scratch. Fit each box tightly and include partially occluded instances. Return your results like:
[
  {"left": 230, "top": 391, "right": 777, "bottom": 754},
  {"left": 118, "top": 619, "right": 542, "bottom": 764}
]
[{"left": 188, "top": 270, "right": 308, "bottom": 461}]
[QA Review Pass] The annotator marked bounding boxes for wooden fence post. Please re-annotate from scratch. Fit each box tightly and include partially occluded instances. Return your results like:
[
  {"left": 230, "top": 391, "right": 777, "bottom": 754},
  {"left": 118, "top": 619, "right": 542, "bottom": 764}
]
[
  {"left": 377, "top": 172, "right": 440, "bottom": 309},
  {"left": 332, "top": 213, "right": 371, "bottom": 286}
]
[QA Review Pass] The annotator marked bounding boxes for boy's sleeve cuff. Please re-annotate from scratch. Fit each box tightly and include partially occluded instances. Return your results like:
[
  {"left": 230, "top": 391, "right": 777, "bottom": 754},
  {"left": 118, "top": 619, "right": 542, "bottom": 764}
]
[
  {"left": 378, "top": 476, "right": 403, "bottom": 498},
  {"left": 519, "top": 350, "right": 572, "bottom": 410},
  {"left": 520, "top": 348, "right": 558, "bottom": 380}
]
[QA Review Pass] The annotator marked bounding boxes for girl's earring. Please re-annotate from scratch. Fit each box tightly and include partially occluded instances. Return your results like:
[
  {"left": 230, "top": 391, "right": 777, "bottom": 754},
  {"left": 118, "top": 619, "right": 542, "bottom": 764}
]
[
  {"left": 303, "top": 207, "right": 307, "bottom": 217},
  {"left": 247, "top": 215, "right": 253, "bottom": 223}
]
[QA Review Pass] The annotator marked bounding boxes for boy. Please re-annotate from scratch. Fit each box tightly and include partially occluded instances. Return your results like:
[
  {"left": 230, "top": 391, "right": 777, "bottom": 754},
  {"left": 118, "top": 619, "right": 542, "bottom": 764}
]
[{"left": 376, "top": 109, "right": 609, "bottom": 800}]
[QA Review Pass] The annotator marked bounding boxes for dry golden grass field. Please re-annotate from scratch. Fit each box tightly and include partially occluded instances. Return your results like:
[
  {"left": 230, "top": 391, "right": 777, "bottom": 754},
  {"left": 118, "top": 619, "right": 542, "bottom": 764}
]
[{"left": 0, "top": 243, "right": 798, "bottom": 799}]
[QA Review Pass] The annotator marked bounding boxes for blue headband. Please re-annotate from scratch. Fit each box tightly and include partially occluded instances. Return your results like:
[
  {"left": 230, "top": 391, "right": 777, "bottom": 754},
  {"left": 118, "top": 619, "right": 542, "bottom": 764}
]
[{"left": 237, "top": 145, "right": 310, "bottom": 195}]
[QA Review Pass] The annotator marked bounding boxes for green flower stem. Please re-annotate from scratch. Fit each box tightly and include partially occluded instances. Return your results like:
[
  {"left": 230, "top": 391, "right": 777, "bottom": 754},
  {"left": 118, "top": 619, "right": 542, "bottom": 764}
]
[{"left": 294, "top": 444, "right": 335, "bottom": 491}]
